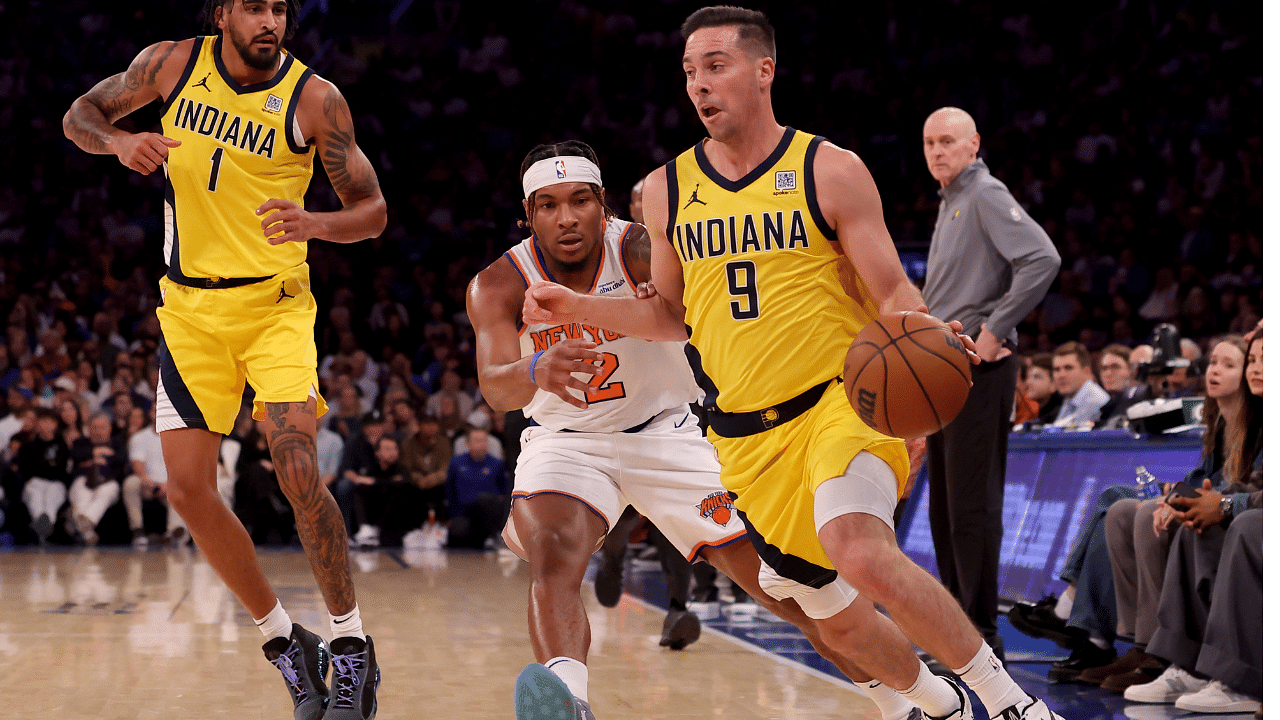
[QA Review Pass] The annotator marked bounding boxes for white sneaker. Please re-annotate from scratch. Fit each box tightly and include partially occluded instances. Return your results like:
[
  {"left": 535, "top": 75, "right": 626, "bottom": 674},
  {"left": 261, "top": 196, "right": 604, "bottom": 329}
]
[
  {"left": 401, "top": 529, "right": 427, "bottom": 550},
  {"left": 725, "top": 600, "right": 756, "bottom": 622},
  {"left": 997, "top": 696, "right": 1064, "bottom": 719},
  {"left": 354, "top": 524, "right": 380, "bottom": 548},
  {"left": 1124, "top": 665, "right": 1208, "bottom": 704},
  {"left": 688, "top": 600, "right": 720, "bottom": 620},
  {"left": 1174, "top": 680, "right": 1261, "bottom": 714}
]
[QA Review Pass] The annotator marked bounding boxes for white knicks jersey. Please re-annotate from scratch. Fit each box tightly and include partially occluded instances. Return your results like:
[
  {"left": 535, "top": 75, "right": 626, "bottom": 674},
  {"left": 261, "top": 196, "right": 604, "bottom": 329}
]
[{"left": 507, "top": 217, "right": 699, "bottom": 432}]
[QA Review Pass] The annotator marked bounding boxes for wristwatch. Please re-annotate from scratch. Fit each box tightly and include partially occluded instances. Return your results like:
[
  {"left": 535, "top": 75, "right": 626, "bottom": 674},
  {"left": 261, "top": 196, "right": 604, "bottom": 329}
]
[{"left": 1219, "top": 495, "right": 1234, "bottom": 521}]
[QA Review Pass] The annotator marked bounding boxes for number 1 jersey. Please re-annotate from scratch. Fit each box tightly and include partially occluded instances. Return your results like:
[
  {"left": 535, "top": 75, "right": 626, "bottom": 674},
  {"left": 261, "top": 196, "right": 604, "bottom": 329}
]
[
  {"left": 508, "top": 218, "right": 699, "bottom": 432},
  {"left": 664, "top": 128, "right": 880, "bottom": 414},
  {"left": 159, "top": 35, "right": 315, "bottom": 281}
]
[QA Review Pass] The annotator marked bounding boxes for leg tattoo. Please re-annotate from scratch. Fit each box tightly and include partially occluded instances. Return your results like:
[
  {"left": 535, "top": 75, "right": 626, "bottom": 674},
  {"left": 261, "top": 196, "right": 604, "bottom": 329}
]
[{"left": 267, "top": 401, "right": 357, "bottom": 615}]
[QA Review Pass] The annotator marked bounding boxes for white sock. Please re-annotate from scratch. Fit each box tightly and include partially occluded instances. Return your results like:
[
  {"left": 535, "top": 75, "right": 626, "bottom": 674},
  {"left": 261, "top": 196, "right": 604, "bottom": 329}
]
[
  {"left": 855, "top": 679, "right": 917, "bottom": 720},
  {"left": 899, "top": 660, "right": 961, "bottom": 718},
  {"left": 546, "top": 656, "right": 589, "bottom": 703},
  {"left": 254, "top": 600, "right": 292, "bottom": 641},
  {"left": 331, "top": 604, "right": 364, "bottom": 640},
  {"left": 1088, "top": 634, "right": 1111, "bottom": 649},
  {"left": 956, "top": 642, "right": 1030, "bottom": 716},
  {"left": 1053, "top": 588, "right": 1074, "bottom": 620}
]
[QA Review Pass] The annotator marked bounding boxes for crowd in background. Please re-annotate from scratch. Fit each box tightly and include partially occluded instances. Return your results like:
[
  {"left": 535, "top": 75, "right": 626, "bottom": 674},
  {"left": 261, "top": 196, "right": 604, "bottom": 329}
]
[{"left": 0, "top": 0, "right": 1261, "bottom": 546}]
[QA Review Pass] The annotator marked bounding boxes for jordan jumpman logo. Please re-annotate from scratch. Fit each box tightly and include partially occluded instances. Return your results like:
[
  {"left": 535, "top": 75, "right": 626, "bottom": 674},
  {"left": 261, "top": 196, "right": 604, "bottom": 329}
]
[{"left": 683, "top": 183, "right": 708, "bottom": 209}]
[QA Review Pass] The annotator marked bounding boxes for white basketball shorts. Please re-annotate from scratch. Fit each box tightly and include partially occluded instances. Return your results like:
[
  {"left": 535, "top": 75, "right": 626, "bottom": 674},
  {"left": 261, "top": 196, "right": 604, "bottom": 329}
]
[{"left": 504, "top": 406, "right": 746, "bottom": 561}]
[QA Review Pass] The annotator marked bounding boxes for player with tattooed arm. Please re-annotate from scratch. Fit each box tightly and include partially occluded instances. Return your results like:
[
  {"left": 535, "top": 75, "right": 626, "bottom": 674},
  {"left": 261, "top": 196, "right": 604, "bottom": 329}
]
[{"left": 63, "top": 1, "right": 384, "bottom": 718}]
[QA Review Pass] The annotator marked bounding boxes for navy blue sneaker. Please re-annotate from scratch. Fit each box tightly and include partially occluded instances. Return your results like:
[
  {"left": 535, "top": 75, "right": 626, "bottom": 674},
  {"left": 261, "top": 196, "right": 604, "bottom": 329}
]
[
  {"left": 263, "top": 623, "right": 330, "bottom": 720},
  {"left": 322, "top": 635, "right": 379, "bottom": 719}
]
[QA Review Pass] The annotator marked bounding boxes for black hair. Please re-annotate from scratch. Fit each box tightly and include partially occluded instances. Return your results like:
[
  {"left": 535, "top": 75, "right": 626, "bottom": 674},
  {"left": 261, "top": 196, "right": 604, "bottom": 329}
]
[
  {"left": 518, "top": 140, "right": 615, "bottom": 226},
  {"left": 680, "top": 6, "right": 776, "bottom": 61},
  {"left": 203, "top": 0, "right": 302, "bottom": 41}
]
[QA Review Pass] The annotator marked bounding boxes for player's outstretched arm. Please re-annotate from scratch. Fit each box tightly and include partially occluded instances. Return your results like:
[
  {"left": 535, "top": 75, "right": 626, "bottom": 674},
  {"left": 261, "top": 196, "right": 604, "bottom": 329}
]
[
  {"left": 260, "top": 77, "right": 387, "bottom": 245},
  {"left": 522, "top": 274, "right": 689, "bottom": 343},
  {"left": 63, "top": 41, "right": 186, "bottom": 174},
  {"left": 468, "top": 263, "right": 605, "bottom": 412}
]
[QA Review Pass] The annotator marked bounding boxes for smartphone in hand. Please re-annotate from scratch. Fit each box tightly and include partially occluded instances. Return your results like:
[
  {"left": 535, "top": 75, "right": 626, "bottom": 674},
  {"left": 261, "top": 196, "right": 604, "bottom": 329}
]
[{"left": 1165, "top": 480, "right": 1202, "bottom": 503}]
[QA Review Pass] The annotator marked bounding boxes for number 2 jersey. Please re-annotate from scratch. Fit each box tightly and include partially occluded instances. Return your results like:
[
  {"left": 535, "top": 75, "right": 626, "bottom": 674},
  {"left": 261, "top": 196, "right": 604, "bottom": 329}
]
[
  {"left": 507, "top": 217, "right": 700, "bottom": 432},
  {"left": 159, "top": 35, "right": 315, "bottom": 281},
  {"left": 664, "top": 127, "right": 881, "bottom": 414}
]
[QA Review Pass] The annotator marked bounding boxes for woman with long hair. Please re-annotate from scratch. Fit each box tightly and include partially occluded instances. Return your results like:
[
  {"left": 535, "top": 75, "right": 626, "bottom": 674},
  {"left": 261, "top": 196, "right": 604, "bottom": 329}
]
[
  {"left": 1129, "top": 327, "right": 1263, "bottom": 713},
  {"left": 1009, "top": 335, "right": 1261, "bottom": 688},
  {"left": 1096, "top": 335, "right": 1258, "bottom": 691},
  {"left": 56, "top": 396, "right": 84, "bottom": 447}
]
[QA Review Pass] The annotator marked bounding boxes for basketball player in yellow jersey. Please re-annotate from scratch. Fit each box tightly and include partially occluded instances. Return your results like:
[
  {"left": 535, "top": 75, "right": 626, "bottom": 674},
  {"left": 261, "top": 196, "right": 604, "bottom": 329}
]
[
  {"left": 63, "top": 2, "right": 383, "bottom": 718},
  {"left": 526, "top": 7, "right": 1066, "bottom": 720}
]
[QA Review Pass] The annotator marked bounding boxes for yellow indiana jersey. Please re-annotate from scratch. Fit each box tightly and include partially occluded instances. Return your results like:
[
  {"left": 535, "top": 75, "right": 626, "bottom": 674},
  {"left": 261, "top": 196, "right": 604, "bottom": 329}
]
[
  {"left": 665, "top": 127, "right": 880, "bottom": 413},
  {"left": 159, "top": 35, "right": 315, "bottom": 281}
]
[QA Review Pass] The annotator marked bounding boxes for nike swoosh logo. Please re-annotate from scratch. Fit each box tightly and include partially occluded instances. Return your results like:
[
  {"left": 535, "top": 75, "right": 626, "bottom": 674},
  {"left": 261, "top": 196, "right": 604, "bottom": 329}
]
[{"left": 674, "top": 413, "right": 689, "bottom": 428}]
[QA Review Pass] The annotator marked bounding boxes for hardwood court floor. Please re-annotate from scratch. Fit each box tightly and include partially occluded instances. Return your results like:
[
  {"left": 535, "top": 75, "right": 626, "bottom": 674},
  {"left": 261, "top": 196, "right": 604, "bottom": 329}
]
[{"left": 0, "top": 546, "right": 877, "bottom": 719}]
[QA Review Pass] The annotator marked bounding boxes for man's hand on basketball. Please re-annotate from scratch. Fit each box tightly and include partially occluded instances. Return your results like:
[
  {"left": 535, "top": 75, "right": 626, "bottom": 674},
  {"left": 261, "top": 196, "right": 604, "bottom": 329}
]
[
  {"left": 258, "top": 199, "right": 322, "bottom": 245},
  {"left": 974, "top": 323, "right": 1013, "bottom": 363},
  {"left": 523, "top": 281, "right": 582, "bottom": 326},
  {"left": 913, "top": 305, "right": 981, "bottom": 366},
  {"left": 112, "top": 132, "right": 181, "bottom": 175},
  {"left": 532, "top": 339, "right": 605, "bottom": 410},
  {"left": 946, "top": 322, "right": 981, "bottom": 366}
]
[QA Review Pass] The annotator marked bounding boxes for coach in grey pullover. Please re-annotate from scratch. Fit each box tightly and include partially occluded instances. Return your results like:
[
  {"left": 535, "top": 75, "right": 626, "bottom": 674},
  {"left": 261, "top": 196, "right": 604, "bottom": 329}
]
[
  {"left": 923, "top": 157, "right": 1060, "bottom": 344},
  {"left": 919, "top": 107, "right": 1060, "bottom": 658}
]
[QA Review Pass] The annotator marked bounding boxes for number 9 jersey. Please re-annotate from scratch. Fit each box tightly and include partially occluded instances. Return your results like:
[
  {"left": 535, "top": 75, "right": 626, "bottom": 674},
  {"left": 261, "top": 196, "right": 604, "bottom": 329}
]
[
  {"left": 159, "top": 35, "right": 315, "bottom": 282},
  {"left": 663, "top": 128, "right": 880, "bottom": 415},
  {"left": 507, "top": 218, "right": 700, "bottom": 432}
]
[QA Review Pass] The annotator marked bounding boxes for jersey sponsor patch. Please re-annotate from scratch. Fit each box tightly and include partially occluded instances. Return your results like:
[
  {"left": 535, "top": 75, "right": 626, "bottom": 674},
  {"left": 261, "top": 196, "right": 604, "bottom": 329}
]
[
  {"left": 1010, "top": 206, "right": 1022, "bottom": 221},
  {"left": 774, "top": 169, "right": 797, "bottom": 192},
  {"left": 698, "top": 491, "right": 735, "bottom": 526},
  {"left": 264, "top": 94, "right": 283, "bottom": 114}
]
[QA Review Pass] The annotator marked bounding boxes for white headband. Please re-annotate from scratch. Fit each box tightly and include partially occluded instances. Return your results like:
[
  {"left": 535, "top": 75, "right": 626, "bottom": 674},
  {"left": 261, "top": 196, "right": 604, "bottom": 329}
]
[{"left": 522, "top": 156, "right": 603, "bottom": 198}]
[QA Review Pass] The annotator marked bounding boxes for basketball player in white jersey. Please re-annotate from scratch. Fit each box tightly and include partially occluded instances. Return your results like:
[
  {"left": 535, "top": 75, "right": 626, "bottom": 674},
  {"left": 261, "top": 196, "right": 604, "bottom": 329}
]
[{"left": 467, "top": 141, "right": 928, "bottom": 720}]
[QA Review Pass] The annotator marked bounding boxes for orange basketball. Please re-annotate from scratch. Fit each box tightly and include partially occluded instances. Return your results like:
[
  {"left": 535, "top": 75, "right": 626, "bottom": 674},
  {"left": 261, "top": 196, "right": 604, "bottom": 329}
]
[{"left": 843, "top": 311, "right": 972, "bottom": 438}]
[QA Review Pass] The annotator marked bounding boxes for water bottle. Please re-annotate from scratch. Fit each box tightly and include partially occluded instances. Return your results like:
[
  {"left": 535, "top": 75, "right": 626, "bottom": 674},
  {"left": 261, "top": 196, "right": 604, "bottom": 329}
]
[{"left": 1135, "top": 466, "right": 1161, "bottom": 499}]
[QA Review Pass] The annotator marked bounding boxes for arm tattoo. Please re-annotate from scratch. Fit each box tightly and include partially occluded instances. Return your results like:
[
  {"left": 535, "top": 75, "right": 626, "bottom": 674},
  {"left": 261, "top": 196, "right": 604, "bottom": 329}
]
[
  {"left": 91, "top": 45, "right": 156, "bottom": 120},
  {"left": 68, "top": 43, "right": 173, "bottom": 153},
  {"left": 265, "top": 401, "right": 358, "bottom": 614},
  {"left": 622, "top": 225, "right": 653, "bottom": 281},
  {"left": 319, "top": 86, "right": 378, "bottom": 202},
  {"left": 145, "top": 42, "right": 179, "bottom": 87}
]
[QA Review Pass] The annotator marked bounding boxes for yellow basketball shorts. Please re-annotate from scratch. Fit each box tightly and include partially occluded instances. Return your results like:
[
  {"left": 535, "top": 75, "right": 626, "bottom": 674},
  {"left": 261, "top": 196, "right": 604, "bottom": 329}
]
[
  {"left": 708, "top": 381, "right": 908, "bottom": 586},
  {"left": 155, "top": 263, "right": 328, "bottom": 435}
]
